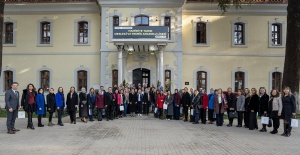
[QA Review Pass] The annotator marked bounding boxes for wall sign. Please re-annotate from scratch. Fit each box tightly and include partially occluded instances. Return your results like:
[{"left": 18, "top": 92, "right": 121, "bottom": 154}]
[
  {"left": 113, "top": 26, "right": 169, "bottom": 39},
  {"left": 185, "top": 82, "right": 189, "bottom": 85}
]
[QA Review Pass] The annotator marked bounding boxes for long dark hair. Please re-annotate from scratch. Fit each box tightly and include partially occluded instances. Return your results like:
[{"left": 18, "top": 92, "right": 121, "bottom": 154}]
[
  {"left": 37, "top": 88, "right": 44, "bottom": 94},
  {"left": 57, "top": 87, "right": 64, "bottom": 94},
  {"left": 69, "top": 86, "right": 76, "bottom": 93},
  {"left": 27, "top": 83, "right": 36, "bottom": 92}
]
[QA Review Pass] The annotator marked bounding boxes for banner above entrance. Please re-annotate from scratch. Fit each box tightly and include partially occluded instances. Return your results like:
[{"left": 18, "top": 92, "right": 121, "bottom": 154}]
[{"left": 113, "top": 26, "right": 169, "bottom": 39}]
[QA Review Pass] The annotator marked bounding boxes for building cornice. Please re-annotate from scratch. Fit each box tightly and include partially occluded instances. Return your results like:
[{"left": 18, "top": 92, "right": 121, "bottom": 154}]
[{"left": 97, "top": 0, "right": 186, "bottom": 8}]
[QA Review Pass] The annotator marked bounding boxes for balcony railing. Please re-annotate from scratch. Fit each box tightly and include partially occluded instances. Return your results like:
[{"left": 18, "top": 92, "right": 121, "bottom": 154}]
[
  {"left": 186, "top": 0, "right": 288, "bottom": 3},
  {"left": 5, "top": 0, "right": 96, "bottom": 3}
]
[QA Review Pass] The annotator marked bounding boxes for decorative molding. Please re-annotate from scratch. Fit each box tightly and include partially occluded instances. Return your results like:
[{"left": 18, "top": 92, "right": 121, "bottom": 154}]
[
  {"left": 130, "top": 8, "right": 153, "bottom": 26},
  {"left": 74, "top": 16, "right": 91, "bottom": 46},
  {"left": 98, "top": 0, "right": 185, "bottom": 8},
  {"left": 268, "top": 18, "right": 286, "bottom": 48},
  {"left": 231, "top": 67, "right": 248, "bottom": 92},
  {"left": 183, "top": 52, "right": 285, "bottom": 57},
  {"left": 269, "top": 67, "right": 283, "bottom": 92},
  {"left": 0, "top": 66, "right": 16, "bottom": 95},
  {"left": 74, "top": 66, "right": 90, "bottom": 92},
  {"left": 37, "top": 17, "right": 54, "bottom": 47},
  {"left": 3, "top": 17, "right": 17, "bottom": 47},
  {"left": 109, "top": 10, "right": 123, "bottom": 42},
  {"left": 36, "top": 66, "right": 53, "bottom": 92},
  {"left": 3, "top": 52, "right": 101, "bottom": 55},
  {"left": 100, "top": 6, "right": 111, "bottom": 52},
  {"left": 231, "top": 17, "right": 248, "bottom": 48},
  {"left": 192, "top": 17, "right": 210, "bottom": 47},
  {"left": 193, "top": 66, "right": 210, "bottom": 93}
]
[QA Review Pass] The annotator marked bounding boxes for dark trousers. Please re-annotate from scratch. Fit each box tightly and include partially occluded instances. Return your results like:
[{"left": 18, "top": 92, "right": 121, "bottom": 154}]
[
  {"left": 194, "top": 112, "right": 200, "bottom": 123},
  {"left": 143, "top": 102, "right": 149, "bottom": 115},
  {"left": 249, "top": 111, "right": 258, "bottom": 130},
  {"left": 237, "top": 111, "right": 244, "bottom": 126},
  {"left": 57, "top": 108, "right": 63, "bottom": 124},
  {"left": 200, "top": 108, "right": 206, "bottom": 123},
  {"left": 208, "top": 109, "right": 215, "bottom": 121},
  {"left": 272, "top": 116, "right": 280, "bottom": 130},
  {"left": 227, "top": 109, "right": 235, "bottom": 125},
  {"left": 216, "top": 113, "right": 224, "bottom": 126},
  {"left": 106, "top": 105, "right": 112, "bottom": 120},
  {"left": 244, "top": 111, "right": 249, "bottom": 127},
  {"left": 97, "top": 108, "right": 103, "bottom": 120},
  {"left": 89, "top": 106, "right": 94, "bottom": 120},
  {"left": 158, "top": 108, "right": 163, "bottom": 119},
  {"left": 183, "top": 106, "right": 189, "bottom": 121},
  {"left": 174, "top": 105, "right": 180, "bottom": 120},
  {"left": 27, "top": 112, "right": 33, "bottom": 124},
  {"left": 69, "top": 110, "right": 76, "bottom": 123},
  {"left": 137, "top": 101, "right": 142, "bottom": 114},
  {"left": 124, "top": 102, "right": 128, "bottom": 116},
  {"left": 6, "top": 109, "right": 17, "bottom": 131},
  {"left": 38, "top": 115, "right": 43, "bottom": 125},
  {"left": 49, "top": 112, "right": 53, "bottom": 122},
  {"left": 190, "top": 108, "right": 195, "bottom": 122}
]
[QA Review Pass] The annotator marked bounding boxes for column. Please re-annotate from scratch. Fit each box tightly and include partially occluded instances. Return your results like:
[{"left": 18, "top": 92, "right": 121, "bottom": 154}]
[
  {"left": 157, "top": 45, "right": 166, "bottom": 89},
  {"left": 123, "top": 52, "right": 128, "bottom": 84},
  {"left": 156, "top": 54, "right": 160, "bottom": 84},
  {"left": 116, "top": 44, "right": 124, "bottom": 86}
]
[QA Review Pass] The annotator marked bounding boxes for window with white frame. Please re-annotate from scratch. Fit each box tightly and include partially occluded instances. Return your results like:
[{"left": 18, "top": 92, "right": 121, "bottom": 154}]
[
  {"left": 231, "top": 68, "right": 248, "bottom": 92},
  {"left": 37, "top": 18, "right": 53, "bottom": 46},
  {"left": 268, "top": 19, "right": 286, "bottom": 48},
  {"left": 193, "top": 18, "right": 210, "bottom": 46},
  {"left": 231, "top": 18, "right": 248, "bottom": 47},
  {"left": 40, "top": 70, "right": 50, "bottom": 92},
  {"left": 74, "top": 17, "right": 91, "bottom": 46},
  {"left": 3, "top": 18, "right": 17, "bottom": 46},
  {"left": 0, "top": 68, "right": 16, "bottom": 94}
]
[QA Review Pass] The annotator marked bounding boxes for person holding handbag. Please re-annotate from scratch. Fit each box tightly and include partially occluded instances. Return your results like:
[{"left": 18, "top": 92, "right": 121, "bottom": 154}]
[
  {"left": 268, "top": 89, "right": 282, "bottom": 134},
  {"left": 21, "top": 84, "right": 37, "bottom": 130},
  {"left": 214, "top": 88, "right": 227, "bottom": 126},
  {"left": 236, "top": 89, "right": 245, "bottom": 127},
  {"left": 281, "top": 87, "right": 296, "bottom": 137},
  {"left": 225, "top": 87, "right": 236, "bottom": 127},
  {"left": 192, "top": 90, "right": 201, "bottom": 124},
  {"left": 258, "top": 87, "right": 270, "bottom": 132},
  {"left": 165, "top": 90, "right": 174, "bottom": 120}
]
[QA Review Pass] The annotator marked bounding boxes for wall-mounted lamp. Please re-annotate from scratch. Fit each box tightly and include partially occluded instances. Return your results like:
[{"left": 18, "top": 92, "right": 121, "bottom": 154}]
[{"left": 155, "top": 17, "right": 161, "bottom": 22}]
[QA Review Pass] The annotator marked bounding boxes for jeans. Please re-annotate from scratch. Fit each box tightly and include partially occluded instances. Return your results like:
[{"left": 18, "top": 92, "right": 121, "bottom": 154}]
[
  {"left": 194, "top": 112, "right": 200, "bottom": 123},
  {"left": 137, "top": 101, "right": 142, "bottom": 114},
  {"left": 216, "top": 114, "right": 224, "bottom": 126},
  {"left": 174, "top": 105, "right": 180, "bottom": 120},
  {"left": 89, "top": 105, "right": 94, "bottom": 120},
  {"left": 124, "top": 102, "right": 128, "bottom": 117},
  {"left": 97, "top": 108, "right": 103, "bottom": 120},
  {"left": 57, "top": 107, "right": 63, "bottom": 124}
]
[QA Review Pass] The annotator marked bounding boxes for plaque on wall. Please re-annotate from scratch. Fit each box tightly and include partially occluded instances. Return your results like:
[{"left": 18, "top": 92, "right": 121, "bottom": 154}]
[{"left": 185, "top": 82, "right": 189, "bottom": 85}]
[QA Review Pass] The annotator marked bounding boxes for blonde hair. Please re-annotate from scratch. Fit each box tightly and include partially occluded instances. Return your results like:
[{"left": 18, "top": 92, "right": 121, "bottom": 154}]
[{"left": 283, "top": 87, "right": 292, "bottom": 96}]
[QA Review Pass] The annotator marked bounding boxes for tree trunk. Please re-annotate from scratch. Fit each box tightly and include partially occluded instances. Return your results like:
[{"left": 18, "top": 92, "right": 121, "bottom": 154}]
[
  {"left": 282, "top": 0, "right": 300, "bottom": 111},
  {"left": 0, "top": 1, "right": 4, "bottom": 78}
]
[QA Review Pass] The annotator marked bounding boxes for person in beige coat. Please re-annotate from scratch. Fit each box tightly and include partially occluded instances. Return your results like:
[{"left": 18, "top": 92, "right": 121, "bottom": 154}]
[{"left": 268, "top": 89, "right": 283, "bottom": 134}]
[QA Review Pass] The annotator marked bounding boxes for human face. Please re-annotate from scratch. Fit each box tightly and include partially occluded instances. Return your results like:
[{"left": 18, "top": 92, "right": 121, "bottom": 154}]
[
  {"left": 271, "top": 90, "right": 277, "bottom": 96},
  {"left": 50, "top": 89, "right": 54, "bottom": 94},
  {"left": 59, "top": 87, "right": 63, "bottom": 93},
  {"left": 251, "top": 89, "right": 256, "bottom": 94},
  {"left": 244, "top": 89, "right": 249, "bottom": 94},
  {"left": 70, "top": 87, "right": 75, "bottom": 93},
  {"left": 260, "top": 88, "right": 265, "bottom": 94},
  {"left": 227, "top": 88, "right": 232, "bottom": 94},
  {"left": 100, "top": 87, "right": 104, "bottom": 91},
  {"left": 237, "top": 91, "right": 241, "bottom": 96},
  {"left": 108, "top": 88, "right": 112, "bottom": 93},
  {"left": 218, "top": 89, "right": 222, "bottom": 94},
  {"left": 39, "top": 89, "right": 44, "bottom": 94},
  {"left": 28, "top": 85, "right": 33, "bottom": 91},
  {"left": 283, "top": 88, "right": 290, "bottom": 95},
  {"left": 175, "top": 89, "right": 178, "bottom": 93},
  {"left": 12, "top": 83, "right": 18, "bottom": 90}
]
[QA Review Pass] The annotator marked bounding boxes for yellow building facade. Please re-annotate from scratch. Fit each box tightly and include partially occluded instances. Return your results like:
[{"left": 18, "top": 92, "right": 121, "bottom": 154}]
[{"left": 0, "top": 0, "right": 288, "bottom": 106}]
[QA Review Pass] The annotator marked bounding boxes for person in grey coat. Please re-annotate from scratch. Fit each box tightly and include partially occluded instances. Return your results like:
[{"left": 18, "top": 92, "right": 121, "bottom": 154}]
[
  {"left": 165, "top": 91, "right": 174, "bottom": 120},
  {"left": 192, "top": 90, "right": 201, "bottom": 124},
  {"left": 236, "top": 89, "right": 245, "bottom": 127},
  {"left": 5, "top": 82, "right": 20, "bottom": 134}
]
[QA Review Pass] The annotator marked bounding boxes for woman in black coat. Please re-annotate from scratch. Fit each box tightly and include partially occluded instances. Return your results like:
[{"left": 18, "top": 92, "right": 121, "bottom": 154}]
[
  {"left": 21, "top": 83, "right": 37, "bottom": 130},
  {"left": 129, "top": 89, "right": 137, "bottom": 117},
  {"left": 79, "top": 87, "right": 88, "bottom": 123},
  {"left": 244, "top": 88, "right": 251, "bottom": 128},
  {"left": 281, "top": 87, "right": 296, "bottom": 137},
  {"left": 258, "top": 87, "right": 269, "bottom": 132},
  {"left": 66, "top": 86, "right": 78, "bottom": 124},
  {"left": 46, "top": 88, "right": 56, "bottom": 126},
  {"left": 248, "top": 88, "right": 259, "bottom": 130}
]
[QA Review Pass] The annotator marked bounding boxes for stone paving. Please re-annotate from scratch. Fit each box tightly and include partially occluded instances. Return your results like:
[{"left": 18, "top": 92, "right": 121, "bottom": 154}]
[{"left": 0, "top": 114, "right": 299, "bottom": 155}]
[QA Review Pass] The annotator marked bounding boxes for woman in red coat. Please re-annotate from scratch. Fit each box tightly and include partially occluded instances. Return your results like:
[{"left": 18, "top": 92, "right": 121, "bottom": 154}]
[
  {"left": 156, "top": 90, "right": 166, "bottom": 119},
  {"left": 95, "top": 89, "right": 105, "bottom": 121},
  {"left": 200, "top": 91, "right": 209, "bottom": 124}
]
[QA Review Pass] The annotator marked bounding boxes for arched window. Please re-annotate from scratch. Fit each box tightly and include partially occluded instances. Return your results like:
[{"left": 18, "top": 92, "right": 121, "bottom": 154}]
[
  {"left": 40, "top": 22, "right": 51, "bottom": 44},
  {"left": 112, "top": 69, "right": 118, "bottom": 87},
  {"left": 113, "top": 16, "right": 119, "bottom": 26},
  {"left": 196, "top": 22, "right": 206, "bottom": 44},
  {"left": 272, "top": 72, "right": 282, "bottom": 92},
  {"left": 40, "top": 70, "right": 50, "bottom": 92},
  {"left": 197, "top": 71, "right": 207, "bottom": 91},
  {"left": 135, "top": 15, "right": 149, "bottom": 26},
  {"left": 234, "top": 72, "right": 245, "bottom": 92},
  {"left": 165, "top": 70, "right": 171, "bottom": 91},
  {"left": 4, "top": 70, "right": 13, "bottom": 91},
  {"left": 78, "top": 21, "right": 89, "bottom": 44},
  {"left": 77, "top": 70, "right": 87, "bottom": 90},
  {"left": 5, "top": 22, "right": 14, "bottom": 44}
]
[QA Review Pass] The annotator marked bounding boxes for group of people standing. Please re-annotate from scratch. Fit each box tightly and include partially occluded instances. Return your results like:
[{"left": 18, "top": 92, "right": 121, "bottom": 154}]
[{"left": 4, "top": 81, "right": 297, "bottom": 138}]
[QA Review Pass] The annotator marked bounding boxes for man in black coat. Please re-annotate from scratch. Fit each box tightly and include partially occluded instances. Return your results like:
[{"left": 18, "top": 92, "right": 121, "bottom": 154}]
[
  {"left": 181, "top": 87, "right": 191, "bottom": 122},
  {"left": 189, "top": 88, "right": 195, "bottom": 122},
  {"left": 225, "top": 87, "right": 237, "bottom": 127},
  {"left": 105, "top": 87, "right": 114, "bottom": 121},
  {"left": 143, "top": 89, "right": 150, "bottom": 115}
]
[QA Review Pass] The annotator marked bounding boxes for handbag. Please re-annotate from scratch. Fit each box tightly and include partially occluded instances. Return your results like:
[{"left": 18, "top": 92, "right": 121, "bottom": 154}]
[
  {"left": 120, "top": 105, "right": 124, "bottom": 111},
  {"left": 229, "top": 112, "right": 238, "bottom": 118},
  {"left": 291, "top": 117, "right": 299, "bottom": 128},
  {"left": 261, "top": 116, "right": 269, "bottom": 125},
  {"left": 197, "top": 104, "right": 203, "bottom": 110},
  {"left": 18, "top": 111, "right": 25, "bottom": 118},
  {"left": 191, "top": 109, "right": 194, "bottom": 116},
  {"left": 163, "top": 103, "right": 168, "bottom": 110}
]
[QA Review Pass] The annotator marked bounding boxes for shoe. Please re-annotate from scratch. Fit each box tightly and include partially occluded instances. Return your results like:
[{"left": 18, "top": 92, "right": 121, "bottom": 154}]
[
  {"left": 81, "top": 119, "right": 84, "bottom": 122},
  {"left": 281, "top": 132, "right": 286, "bottom": 136},
  {"left": 236, "top": 125, "right": 242, "bottom": 127},
  {"left": 70, "top": 121, "right": 73, "bottom": 124},
  {"left": 193, "top": 122, "right": 199, "bottom": 124},
  {"left": 259, "top": 128, "right": 267, "bottom": 132},
  {"left": 90, "top": 119, "right": 94, "bottom": 122},
  {"left": 227, "top": 124, "right": 232, "bottom": 127},
  {"left": 270, "top": 130, "right": 278, "bottom": 134},
  {"left": 7, "top": 130, "right": 15, "bottom": 134},
  {"left": 38, "top": 124, "right": 44, "bottom": 127},
  {"left": 48, "top": 122, "right": 53, "bottom": 126},
  {"left": 74, "top": 122, "right": 76, "bottom": 124},
  {"left": 12, "top": 128, "right": 20, "bottom": 132},
  {"left": 60, "top": 123, "right": 64, "bottom": 126},
  {"left": 140, "top": 114, "right": 142, "bottom": 116}
]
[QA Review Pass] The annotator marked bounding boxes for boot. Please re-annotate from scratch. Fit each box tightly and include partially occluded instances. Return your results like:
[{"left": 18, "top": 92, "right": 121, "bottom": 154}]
[
  {"left": 285, "top": 125, "right": 292, "bottom": 137},
  {"left": 270, "top": 127, "right": 278, "bottom": 134},
  {"left": 281, "top": 124, "right": 287, "bottom": 136}
]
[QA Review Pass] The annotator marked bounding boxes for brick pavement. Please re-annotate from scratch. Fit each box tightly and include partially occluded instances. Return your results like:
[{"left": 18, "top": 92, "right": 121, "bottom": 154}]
[{"left": 0, "top": 115, "right": 299, "bottom": 155}]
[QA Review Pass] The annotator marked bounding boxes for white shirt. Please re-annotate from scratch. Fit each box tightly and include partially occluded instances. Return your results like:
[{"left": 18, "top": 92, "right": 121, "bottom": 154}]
[{"left": 218, "top": 96, "right": 222, "bottom": 104}]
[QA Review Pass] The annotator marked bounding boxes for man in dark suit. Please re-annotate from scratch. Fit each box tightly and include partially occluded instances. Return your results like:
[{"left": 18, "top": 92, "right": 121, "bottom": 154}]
[
  {"left": 105, "top": 87, "right": 113, "bottom": 121},
  {"left": 5, "top": 82, "right": 20, "bottom": 134},
  {"left": 181, "top": 87, "right": 190, "bottom": 122}
]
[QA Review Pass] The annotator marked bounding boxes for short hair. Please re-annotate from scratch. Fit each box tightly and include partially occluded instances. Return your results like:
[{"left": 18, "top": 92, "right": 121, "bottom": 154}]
[{"left": 12, "top": 82, "right": 19, "bottom": 85}]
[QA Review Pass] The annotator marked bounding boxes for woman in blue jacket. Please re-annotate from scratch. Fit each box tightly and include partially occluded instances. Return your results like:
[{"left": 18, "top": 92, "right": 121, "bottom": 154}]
[
  {"left": 208, "top": 89, "right": 217, "bottom": 124},
  {"left": 55, "top": 87, "right": 65, "bottom": 126},
  {"left": 36, "top": 88, "right": 46, "bottom": 127}
]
